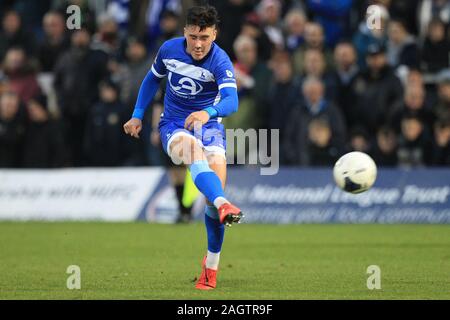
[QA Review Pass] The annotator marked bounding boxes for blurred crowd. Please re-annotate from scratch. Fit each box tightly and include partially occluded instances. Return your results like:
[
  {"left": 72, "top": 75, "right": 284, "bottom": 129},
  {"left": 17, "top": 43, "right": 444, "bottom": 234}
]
[{"left": 0, "top": 0, "right": 449, "bottom": 169}]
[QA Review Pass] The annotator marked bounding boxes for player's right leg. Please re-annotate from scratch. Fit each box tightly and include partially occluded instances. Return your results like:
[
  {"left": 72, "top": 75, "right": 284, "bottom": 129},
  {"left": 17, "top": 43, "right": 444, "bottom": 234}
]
[
  {"left": 168, "top": 134, "right": 242, "bottom": 225},
  {"left": 195, "top": 152, "right": 236, "bottom": 290}
]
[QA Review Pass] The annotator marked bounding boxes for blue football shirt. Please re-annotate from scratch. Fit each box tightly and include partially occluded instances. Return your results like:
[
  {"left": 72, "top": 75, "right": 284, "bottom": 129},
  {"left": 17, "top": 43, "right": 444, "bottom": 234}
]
[{"left": 151, "top": 37, "right": 237, "bottom": 120}]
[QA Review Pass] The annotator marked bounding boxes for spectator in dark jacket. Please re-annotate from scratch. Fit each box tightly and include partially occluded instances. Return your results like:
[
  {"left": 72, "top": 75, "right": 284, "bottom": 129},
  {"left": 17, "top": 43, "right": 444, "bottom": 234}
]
[
  {"left": 352, "top": 43, "right": 404, "bottom": 134},
  {"left": 112, "top": 37, "right": 153, "bottom": 166},
  {"left": 83, "top": 79, "right": 127, "bottom": 167},
  {"left": 433, "top": 69, "right": 450, "bottom": 121},
  {"left": 300, "top": 48, "right": 337, "bottom": 100},
  {"left": 371, "top": 126, "right": 399, "bottom": 167},
  {"left": 348, "top": 126, "right": 371, "bottom": 154},
  {"left": 386, "top": 19, "right": 420, "bottom": 69},
  {"left": 0, "top": 91, "right": 25, "bottom": 167},
  {"left": 91, "top": 14, "right": 126, "bottom": 63},
  {"left": 397, "top": 114, "right": 433, "bottom": 167},
  {"left": 292, "top": 22, "right": 333, "bottom": 75},
  {"left": 305, "top": 117, "right": 341, "bottom": 166},
  {"left": 283, "top": 8, "right": 306, "bottom": 53},
  {"left": 256, "top": 0, "right": 285, "bottom": 50},
  {"left": 283, "top": 76, "right": 346, "bottom": 165},
  {"left": 421, "top": 18, "right": 450, "bottom": 74},
  {"left": 22, "top": 94, "right": 66, "bottom": 168},
  {"left": 240, "top": 12, "right": 274, "bottom": 63},
  {"left": 215, "top": 0, "right": 255, "bottom": 61},
  {"left": 0, "top": 10, "right": 35, "bottom": 62},
  {"left": 431, "top": 119, "right": 450, "bottom": 166},
  {"left": 54, "top": 27, "right": 109, "bottom": 166},
  {"left": 119, "top": 37, "right": 153, "bottom": 110},
  {"left": 330, "top": 41, "right": 360, "bottom": 130},
  {"left": 389, "top": 84, "right": 436, "bottom": 133},
  {"left": 267, "top": 50, "right": 299, "bottom": 144},
  {"left": 36, "top": 11, "right": 70, "bottom": 72}
]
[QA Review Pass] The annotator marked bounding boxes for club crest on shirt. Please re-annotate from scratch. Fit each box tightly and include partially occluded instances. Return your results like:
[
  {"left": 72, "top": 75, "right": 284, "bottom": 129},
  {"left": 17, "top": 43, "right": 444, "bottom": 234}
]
[{"left": 168, "top": 72, "right": 203, "bottom": 96}]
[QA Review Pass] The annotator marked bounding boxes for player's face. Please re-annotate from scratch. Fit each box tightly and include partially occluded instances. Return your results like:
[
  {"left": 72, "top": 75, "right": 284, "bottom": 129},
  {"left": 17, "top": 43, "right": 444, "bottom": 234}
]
[{"left": 184, "top": 25, "right": 217, "bottom": 61}]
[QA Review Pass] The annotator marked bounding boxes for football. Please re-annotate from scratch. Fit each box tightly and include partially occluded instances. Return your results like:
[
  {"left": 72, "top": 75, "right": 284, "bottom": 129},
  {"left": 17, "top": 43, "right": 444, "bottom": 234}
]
[{"left": 333, "top": 151, "right": 377, "bottom": 194}]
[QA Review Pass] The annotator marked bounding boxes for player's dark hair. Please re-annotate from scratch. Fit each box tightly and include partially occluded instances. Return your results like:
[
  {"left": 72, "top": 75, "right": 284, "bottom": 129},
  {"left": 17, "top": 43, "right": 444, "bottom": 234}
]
[{"left": 186, "top": 5, "right": 219, "bottom": 31}]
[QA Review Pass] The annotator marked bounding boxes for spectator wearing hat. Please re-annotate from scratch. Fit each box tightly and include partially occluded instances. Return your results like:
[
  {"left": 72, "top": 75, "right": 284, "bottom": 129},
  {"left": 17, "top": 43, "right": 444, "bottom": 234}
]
[
  {"left": 352, "top": 43, "right": 404, "bottom": 135},
  {"left": 22, "top": 94, "right": 66, "bottom": 168}
]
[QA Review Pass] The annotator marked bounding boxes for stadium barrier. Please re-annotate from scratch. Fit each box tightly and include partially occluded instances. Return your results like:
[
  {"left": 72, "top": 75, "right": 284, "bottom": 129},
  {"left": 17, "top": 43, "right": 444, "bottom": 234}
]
[{"left": 0, "top": 168, "right": 449, "bottom": 223}]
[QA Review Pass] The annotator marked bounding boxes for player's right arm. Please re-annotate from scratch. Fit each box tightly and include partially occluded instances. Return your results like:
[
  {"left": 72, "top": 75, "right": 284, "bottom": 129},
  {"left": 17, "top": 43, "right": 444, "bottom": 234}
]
[{"left": 124, "top": 43, "right": 168, "bottom": 139}]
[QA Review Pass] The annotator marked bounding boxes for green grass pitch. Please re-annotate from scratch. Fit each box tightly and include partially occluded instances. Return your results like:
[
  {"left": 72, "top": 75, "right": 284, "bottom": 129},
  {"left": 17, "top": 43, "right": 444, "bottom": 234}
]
[{"left": 0, "top": 222, "right": 449, "bottom": 299}]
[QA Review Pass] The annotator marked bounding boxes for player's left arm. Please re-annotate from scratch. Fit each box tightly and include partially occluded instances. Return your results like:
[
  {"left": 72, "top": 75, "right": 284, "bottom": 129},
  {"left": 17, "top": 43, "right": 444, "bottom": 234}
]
[{"left": 205, "top": 59, "right": 238, "bottom": 118}]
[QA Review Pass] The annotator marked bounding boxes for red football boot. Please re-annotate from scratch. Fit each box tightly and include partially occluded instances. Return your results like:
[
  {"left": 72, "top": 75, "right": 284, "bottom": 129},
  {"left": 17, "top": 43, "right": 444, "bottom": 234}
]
[
  {"left": 218, "top": 203, "right": 244, "bottom": 226},
  {"left": 195, "top": 256, "right": 217, "bottom": 290}
]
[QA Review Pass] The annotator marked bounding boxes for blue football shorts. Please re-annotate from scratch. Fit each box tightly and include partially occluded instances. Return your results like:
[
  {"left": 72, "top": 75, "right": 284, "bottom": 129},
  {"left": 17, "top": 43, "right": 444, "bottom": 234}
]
[{"left": 159, "top": 117, "right": 226, "bottom": 159}]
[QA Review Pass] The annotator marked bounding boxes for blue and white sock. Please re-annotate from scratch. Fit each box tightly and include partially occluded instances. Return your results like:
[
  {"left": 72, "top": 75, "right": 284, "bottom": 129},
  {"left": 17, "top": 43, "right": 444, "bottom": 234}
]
[
  {"left": 189, "top": 160, "right": 228, "bottom": 209},
  {"left": 204, "top": 205, "right": 224, "bottom": 270}
]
